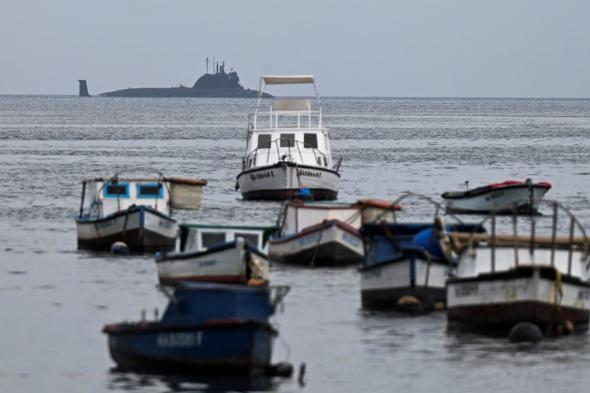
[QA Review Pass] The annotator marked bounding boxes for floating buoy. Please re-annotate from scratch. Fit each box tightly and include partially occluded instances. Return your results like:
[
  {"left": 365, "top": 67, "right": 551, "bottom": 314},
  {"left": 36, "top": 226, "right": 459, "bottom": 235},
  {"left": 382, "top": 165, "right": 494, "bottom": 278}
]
[
  {"left": 395, "top": 295, "right": 424, "bottom": 315},
  {"left": 508, "top": 322, "right": 543, "bottom": 343},
  {"left": 110, "top": 241, "right": 129, "bottom": 255}
]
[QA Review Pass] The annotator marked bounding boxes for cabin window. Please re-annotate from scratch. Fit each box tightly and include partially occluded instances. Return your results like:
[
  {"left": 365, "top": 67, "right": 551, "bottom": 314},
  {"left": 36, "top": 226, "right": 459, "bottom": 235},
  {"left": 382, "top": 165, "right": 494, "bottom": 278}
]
[
  {"left": 257, "top": 134, "right": 271, "bottom": 149},
  {"left": 103, "top": 182, "right": 129, "bottom": 198},
  {"left": 280, "top": 133, "right": 295, "bottom": 148},
  {"left": 235, "top": 233, "right": 260, "bottom": 248},
  {"left": 137, "top": 183, "right": 163, "bottom": 198},
  {"left": 323, "top": 157, "right": 328, "bottom": 167},
  {"left": 303, "top": 133, "right": 318, "bottom": 148},
  {"left": 201, "top": 232, "right": 227, "bottom": 248},
  {"left": 317, "top": 157, "right": 322, "bottom": 166}
]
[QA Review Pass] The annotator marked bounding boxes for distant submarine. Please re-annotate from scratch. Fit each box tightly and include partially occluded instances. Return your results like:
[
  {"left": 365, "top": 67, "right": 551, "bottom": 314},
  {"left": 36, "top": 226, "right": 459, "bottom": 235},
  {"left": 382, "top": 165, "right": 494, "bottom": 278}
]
[{"left": 100, "top": 60, "right": 272, "bottom": 98}]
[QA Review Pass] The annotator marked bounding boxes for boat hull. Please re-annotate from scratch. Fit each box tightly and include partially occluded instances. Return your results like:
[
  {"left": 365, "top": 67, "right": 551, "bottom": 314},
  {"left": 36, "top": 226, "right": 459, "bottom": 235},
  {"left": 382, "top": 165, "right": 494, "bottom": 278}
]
[
  {"left": 447, "top": 265, "right": 590, "bottom": 333},
  {"left": 268, "top": 220, "right": 363, "bottom": 266},
  {"left": 76, "top": 206, "right": 177, "bottom": 253},
  {"left": 104, "top": 321, "right": 276, "bottom": 373},
  {"left": 360, "top": 256, "right": 449, "bottom": 310},
  {"left": 443, "top": 184, "right": 550, "bottom": 214},
  {"left": 156, "top": 240, "right": 270, "bottom": 285},
  {"left": 237, "top": 162, "right": 339, "bottom": 201}
]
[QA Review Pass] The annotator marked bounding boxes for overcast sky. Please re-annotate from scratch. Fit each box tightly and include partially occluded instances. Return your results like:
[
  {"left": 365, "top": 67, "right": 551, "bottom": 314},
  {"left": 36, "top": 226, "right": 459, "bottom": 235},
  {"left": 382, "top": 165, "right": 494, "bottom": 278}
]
[{"left": 1, "top": 0, "right": 589, "bottom": 97}]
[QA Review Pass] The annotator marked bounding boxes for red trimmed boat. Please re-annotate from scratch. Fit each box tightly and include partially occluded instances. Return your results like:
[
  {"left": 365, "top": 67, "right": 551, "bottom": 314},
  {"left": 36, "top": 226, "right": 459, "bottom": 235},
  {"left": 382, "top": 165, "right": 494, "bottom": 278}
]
[{"left": 442, "top": 178, "right": 551, "bottom": 214}]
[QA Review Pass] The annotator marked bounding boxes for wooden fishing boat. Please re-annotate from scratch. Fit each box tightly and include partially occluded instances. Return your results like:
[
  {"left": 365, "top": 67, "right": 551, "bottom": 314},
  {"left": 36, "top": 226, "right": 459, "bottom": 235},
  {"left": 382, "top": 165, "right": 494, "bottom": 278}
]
[
  {"left": 156, "top": 237, "right": 270, "bottom": 285},
  {"left": 75, "top": 175, "right": 206, "bottom": 253},
  {"left": 442, "top": 179, "right": 551, "bottom": 214},
  {"left": 268, "top": 200, "right": 365, "bottom": 266},
  {"left": 359, "top": 221, "right": 484, "bottom": 310},
  {"left": 236, "top": 75, "right": 341, "bottom": 201},
  {"left": 103, "top": 282, "right": 290, "bottom": 374},
  {"left": 447, "top": 201, "right": 590, "bottom": 334}
]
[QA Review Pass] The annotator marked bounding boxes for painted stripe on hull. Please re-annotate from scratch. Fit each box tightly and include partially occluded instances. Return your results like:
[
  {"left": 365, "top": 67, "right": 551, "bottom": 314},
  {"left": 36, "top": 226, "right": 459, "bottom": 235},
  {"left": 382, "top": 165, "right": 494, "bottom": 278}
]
[
  {"left": 361, "top": 287, "right": 446, "bottom": 310},
  {"left": 447, "top": 302, "right": 589, "bottom": 333},
  {"left": 272, "top": 241, "right": 362, "bottom": 266},
  {"left": 77, "top": 227, "right": 176, "bottom": 253},
  {"left": 242, "top": 188, "right": 337, "bottom": 201}
]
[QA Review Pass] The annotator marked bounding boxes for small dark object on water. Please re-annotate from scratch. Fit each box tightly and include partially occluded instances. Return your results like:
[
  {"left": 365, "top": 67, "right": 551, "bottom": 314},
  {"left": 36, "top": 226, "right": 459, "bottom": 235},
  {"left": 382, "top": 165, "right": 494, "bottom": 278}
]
[
  {"left": 294, "top": 188, "right": 313, "bottom": 201},
  {"left": 508, "top": 322, "right": 543, "bottom": 343},
  {"left": 110, "top": 241, "right": 129, "bottom": 255},
  {"left": 298, "top": 362, "right": 306, "bottom": 386},
  {"left": 267, "top": 362, "right": 293, "bottom": 377},
  {"left": 553, "top": 320, "right": 574, "bottom": 336},
  {"left": 395, "top": 295, "right": 424, "bottom": 315}
]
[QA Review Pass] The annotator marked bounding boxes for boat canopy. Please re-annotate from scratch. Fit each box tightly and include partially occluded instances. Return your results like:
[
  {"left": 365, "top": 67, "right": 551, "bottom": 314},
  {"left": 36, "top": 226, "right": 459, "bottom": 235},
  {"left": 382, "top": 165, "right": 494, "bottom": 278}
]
[
  {"left": 261, "top": 75, "right": 315, "bottom": 85},
  {"left": 271, "top": 98, "right": 310, "bottom": 112}
]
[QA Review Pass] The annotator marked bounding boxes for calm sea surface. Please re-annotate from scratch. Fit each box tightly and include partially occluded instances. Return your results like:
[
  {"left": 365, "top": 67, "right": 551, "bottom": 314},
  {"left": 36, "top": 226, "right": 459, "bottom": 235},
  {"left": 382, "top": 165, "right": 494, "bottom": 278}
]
[{"left": 1, "top": 96, "right": 590, "bottom": 392}]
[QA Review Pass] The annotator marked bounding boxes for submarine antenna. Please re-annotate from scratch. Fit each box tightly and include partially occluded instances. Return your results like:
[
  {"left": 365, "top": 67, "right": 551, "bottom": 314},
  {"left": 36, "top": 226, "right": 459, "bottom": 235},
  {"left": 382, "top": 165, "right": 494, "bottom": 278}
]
[
  {"left": 205, "top": 57, "right": 209, "bottom": 74},
  {"left": 213, "top": 57, "right": 216, "bottom": 74}
]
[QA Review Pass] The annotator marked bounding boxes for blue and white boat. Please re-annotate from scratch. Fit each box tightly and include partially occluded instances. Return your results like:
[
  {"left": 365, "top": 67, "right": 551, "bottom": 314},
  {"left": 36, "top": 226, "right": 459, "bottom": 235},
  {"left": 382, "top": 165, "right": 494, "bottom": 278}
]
[
  {"left": 76, "top": 175, "right": 206, "bottom": 253},
  {"left": 359, "top": 219, "right": 484, "bottom": 311},
  {"left": 103, "top": 281, "right": 289, "bottom": 373}
]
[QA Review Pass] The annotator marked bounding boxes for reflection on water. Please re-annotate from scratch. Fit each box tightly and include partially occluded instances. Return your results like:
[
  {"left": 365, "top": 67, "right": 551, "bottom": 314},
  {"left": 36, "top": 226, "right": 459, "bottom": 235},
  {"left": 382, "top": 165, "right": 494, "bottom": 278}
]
[{"left": 0, "top": 96, "right": 589, "bottom": 392}]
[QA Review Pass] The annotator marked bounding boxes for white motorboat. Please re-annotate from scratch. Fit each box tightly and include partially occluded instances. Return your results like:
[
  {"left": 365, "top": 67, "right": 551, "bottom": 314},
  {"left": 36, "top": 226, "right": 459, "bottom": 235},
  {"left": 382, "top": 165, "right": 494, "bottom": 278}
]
[
  {"left": 441, "top": 179, "right": 551, "bottom": 214},
  {"left": 268, "top": 200, "right": 364, "bottom": 266},
  {"left": 447, "top": 201, "right": 590, "bottom": 334},
  {"left": 155, "top": 237, "right": 269, "bottom": 285},
  {"left": 236, "top": 75, "right": 341, "bottom": 200},
  {"left": 75, "top": 175, "right": 206, "bottom": 253}
]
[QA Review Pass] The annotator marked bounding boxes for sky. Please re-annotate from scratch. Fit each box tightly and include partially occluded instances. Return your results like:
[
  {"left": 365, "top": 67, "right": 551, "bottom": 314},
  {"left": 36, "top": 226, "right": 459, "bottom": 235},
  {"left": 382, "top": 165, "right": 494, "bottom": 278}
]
[{"left": 1, "top": 0, "right": 589, "bottom": 97}]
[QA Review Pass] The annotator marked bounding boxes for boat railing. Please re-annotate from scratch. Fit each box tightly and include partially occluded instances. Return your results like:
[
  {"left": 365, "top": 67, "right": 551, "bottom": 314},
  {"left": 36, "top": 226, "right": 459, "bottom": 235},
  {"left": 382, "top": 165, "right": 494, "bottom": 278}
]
[
  {"left": 244, "top": 138, "right": 329, "bottom": 168},
  {"left": 249, "top": 109, "right": 323, "bottom": 131},
  {"left": 453, "top": 200, "right": 590, "bottom": 276}
]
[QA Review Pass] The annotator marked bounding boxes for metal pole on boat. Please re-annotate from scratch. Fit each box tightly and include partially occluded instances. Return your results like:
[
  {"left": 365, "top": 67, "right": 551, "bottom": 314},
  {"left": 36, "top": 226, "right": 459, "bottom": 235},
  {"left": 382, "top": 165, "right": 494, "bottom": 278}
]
[
  {"left": 568, "top": 217, "right": 575, "bottom": 275},
  {"left": 550, "top": 202, "right": 558, "bottom": 266},
  {"left": 529, "top": 211, "right": 536, "bottom": 257},
  {"left": 526, "top": 178, "right": 533, "bottom": 214},
  {"left": 491, "top": 212, "right": 496, "bottom": 272},
  {"left": 79, "top": 181, "right": 86, "bottom": 217},
  {"left": 512, "top": 207, "right": 519, "bottom": 266}
]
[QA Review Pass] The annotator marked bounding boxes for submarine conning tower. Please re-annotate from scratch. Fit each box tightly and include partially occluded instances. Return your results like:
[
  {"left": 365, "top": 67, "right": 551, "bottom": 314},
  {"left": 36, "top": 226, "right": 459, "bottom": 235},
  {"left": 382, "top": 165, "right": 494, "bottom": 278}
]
[{"left": 192, "top": 59, "right": 242, "bottom": 89}]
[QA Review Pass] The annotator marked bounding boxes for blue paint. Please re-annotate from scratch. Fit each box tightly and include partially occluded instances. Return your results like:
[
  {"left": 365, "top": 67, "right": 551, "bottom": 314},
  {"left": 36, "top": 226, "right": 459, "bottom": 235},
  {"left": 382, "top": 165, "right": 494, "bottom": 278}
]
[
  {"left": 360, "top": 223, "right": 484, "bottom": 268},
  {"left": 103, "top": 282, "right": 280, "bottom": 371},
  {"left": 102, "top": 182, "right": 130, "bottom": 198}
]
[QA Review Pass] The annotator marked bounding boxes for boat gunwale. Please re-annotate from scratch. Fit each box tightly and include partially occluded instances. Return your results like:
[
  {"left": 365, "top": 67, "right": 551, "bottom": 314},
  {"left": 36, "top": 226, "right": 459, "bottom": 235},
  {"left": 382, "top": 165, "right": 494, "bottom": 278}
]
[
  {"left": 236, "top": 161, "right": 340, "bottom": 178},
  {"left": 268, "top": 219, "right": 360, "bottom": 245},
  {"left": 441, "top": 182, "right": 551, "bottom": 200}
]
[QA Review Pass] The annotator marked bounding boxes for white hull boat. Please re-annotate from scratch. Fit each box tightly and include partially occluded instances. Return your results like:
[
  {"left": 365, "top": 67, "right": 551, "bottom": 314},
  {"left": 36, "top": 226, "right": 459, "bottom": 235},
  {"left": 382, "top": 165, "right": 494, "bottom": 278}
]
[
  {"left": 236, "top": 75, "right": 341, "bottom": 200},
  {"left": 268, "top": 219, "right": 363, "bottom": 266},
  {"left": 447, "top": 202, "right": 590, "bottom": 334},
  {"left": 75, "top": 175, "right": 206, "bottom": 253},
  {"left": 442, "top": 179, "right": 551, "bottom": 214},
  {"left": 156, "top": 238, "right": 269, "bottom": 285},
  {"left": 359, "top": 221, "right": 484, "bottom": 310}
]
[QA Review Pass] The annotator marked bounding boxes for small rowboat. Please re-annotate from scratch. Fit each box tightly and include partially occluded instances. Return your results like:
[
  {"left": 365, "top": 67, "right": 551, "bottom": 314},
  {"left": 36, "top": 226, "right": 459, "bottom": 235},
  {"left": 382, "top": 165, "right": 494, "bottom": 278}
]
[
  {"left": 155, "top": 237, "right": 269, "bottom": 285},
  {"left": 441, "top": 179, "right": 551, "bottom": 214}
]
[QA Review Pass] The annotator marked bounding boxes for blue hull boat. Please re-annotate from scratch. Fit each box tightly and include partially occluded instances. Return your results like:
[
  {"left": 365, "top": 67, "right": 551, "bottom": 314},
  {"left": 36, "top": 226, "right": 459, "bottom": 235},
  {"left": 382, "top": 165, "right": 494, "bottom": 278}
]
[
  {"left": 104, "top": 320, "right": 276, "bottom": 373},
  {"left": 103, "top": 282, "right": 289, "bottom": 373}
]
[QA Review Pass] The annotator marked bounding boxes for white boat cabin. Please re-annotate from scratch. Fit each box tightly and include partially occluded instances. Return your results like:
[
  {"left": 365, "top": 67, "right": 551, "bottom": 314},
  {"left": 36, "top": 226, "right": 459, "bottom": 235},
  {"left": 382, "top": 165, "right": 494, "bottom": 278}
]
[
  {"left": 179, "top": 224, "right": 276, "bottom": 253},
  {"left": 242, "top": 75, "right": 337, "bottom": 171},
  {"left": 80, "top": 178, "right": 171, "bottom": 218},
  {"left": 278, "top": 201, "right": 362, "bottom": 237}
]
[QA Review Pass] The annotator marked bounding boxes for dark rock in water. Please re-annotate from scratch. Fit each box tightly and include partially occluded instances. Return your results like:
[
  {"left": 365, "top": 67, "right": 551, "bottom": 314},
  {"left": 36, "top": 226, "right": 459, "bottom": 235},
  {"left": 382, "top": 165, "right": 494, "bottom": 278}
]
[
  {"left": 100, "top": 63, "right": 272, "bottom": 98},
  {"left": 508, "top": 322, "right": 543, "bottom": 343},
  {"left": 110, "top": 241, "right": 129, "bottom": 255},
  {"left": 78, "top": 80, "right": 90, "bottom": 97},
  {"left": 395, "top": 295, "right": 424, "bottom": 315}
]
